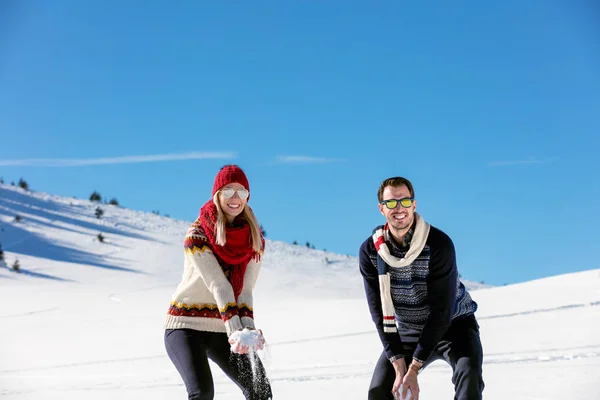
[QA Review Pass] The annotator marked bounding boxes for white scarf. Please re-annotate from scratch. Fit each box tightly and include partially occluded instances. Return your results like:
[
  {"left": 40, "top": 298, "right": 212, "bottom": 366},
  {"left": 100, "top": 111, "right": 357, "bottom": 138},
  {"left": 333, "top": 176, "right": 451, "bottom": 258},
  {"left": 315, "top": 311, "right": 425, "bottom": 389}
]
[{"left": 371, "top": 213, "right": 430, "bottom": 332}]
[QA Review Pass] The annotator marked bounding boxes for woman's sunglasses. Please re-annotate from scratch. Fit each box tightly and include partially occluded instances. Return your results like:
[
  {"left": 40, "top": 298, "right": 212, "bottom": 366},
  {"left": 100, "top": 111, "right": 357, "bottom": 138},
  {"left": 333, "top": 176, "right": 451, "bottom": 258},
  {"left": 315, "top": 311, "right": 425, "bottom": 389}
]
[
  {"left": 220, "top": 188, "right": 250, "bottom": 200},
  {"left": 380, "top": 198, "right": 414, "bottom": 209}
]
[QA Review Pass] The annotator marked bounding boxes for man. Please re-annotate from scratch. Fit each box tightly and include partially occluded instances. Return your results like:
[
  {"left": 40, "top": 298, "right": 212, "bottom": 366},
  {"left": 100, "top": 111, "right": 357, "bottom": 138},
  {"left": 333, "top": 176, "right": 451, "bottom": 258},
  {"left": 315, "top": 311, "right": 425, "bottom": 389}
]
[{"left": 359, "top": 177, "right": 484, "bottom": 400}]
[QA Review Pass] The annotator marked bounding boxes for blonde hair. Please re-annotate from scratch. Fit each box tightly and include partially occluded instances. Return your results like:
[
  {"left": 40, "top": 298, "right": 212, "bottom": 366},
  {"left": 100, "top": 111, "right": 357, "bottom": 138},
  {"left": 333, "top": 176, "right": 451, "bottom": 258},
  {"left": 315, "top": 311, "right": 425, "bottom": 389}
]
[{"left": 212, "top": 192, "right": 263, "bottom": 253}]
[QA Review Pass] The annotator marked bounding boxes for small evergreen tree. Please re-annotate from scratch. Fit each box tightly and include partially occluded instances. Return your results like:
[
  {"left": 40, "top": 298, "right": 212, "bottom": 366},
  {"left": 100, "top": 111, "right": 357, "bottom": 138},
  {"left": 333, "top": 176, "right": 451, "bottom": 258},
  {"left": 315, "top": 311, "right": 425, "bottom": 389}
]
[
  {"left": 10, "top": 181, "right": 15, "bottom": 186},
  {"left": 90, "top": 191, "right": 102, "bottom": 202},
  {"left": 292, "top": 240, "right": 298, "bottom": 245},
  {"left": 12, "top": 259, "right": 20, "bottom": 272},
  {"left": 97, "top": 233, "right": 105, "bottom": 243},
  {"left": 306, "top": 241, "right": 310, "bottom": 248},
  {"left": 95, "top": 207, "right": 104, "bottom": 219},
  {"left": 108, "top": 198, "right": 119, "bottom": 206},
  {"left": 14, "top": 215, "right": 22, "bottom": 223},
  {"left": 17, "top": 178, "right": 29, "bottom": 191},
  {"left": 0, "top": 177, "right": 4, "bottom": 184}
]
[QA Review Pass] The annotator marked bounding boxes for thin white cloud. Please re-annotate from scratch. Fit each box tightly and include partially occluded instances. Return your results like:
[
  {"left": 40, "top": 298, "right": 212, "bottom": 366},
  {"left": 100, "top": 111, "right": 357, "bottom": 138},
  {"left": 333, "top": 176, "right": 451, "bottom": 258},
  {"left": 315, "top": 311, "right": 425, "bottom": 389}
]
[
  {"left": 0, "top": 151, "right": 237, "bottom": 167},
  {"left": 275, "top": 155, "right": 345, "bottom": 164},
  {"left": 487, "top": 157, "right": 552, "bottom": 167}
]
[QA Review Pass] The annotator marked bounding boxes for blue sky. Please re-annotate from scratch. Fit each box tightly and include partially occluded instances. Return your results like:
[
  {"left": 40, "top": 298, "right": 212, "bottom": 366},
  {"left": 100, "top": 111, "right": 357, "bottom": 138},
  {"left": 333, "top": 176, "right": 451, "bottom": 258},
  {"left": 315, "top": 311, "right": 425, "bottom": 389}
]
[{"left": 1, "top": 0, "right": 598, "bottom": 285}]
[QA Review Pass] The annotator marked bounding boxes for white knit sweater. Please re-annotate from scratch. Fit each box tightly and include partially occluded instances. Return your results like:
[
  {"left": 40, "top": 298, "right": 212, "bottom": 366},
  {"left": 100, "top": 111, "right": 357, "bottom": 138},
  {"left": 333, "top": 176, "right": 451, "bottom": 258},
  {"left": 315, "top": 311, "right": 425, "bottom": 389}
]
[{"left": 164, "top": 219, "right": 262, "bottom": 336}]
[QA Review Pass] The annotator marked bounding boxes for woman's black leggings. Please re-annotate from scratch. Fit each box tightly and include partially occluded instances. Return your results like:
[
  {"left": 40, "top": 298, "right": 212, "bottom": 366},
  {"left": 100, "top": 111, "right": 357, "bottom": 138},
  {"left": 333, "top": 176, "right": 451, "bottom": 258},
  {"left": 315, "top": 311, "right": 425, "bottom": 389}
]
[{"left": 165, "top": 329, "right": 273, "bottom": 400}]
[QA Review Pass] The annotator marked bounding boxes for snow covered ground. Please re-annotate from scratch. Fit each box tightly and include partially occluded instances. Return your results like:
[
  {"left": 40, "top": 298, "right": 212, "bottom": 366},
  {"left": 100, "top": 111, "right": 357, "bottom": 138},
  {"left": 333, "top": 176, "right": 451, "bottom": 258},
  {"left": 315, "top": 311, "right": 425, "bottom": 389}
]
[{"left": 1, "top": 184, "right": 599, "bottom": 399}]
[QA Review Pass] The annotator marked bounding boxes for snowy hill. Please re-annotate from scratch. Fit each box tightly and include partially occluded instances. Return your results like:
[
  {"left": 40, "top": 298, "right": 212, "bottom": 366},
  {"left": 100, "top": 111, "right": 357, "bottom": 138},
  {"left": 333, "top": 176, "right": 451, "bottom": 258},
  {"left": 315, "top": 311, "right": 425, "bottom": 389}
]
[{"left": 1, "top": 184, "right": 599, "bottom": 399}]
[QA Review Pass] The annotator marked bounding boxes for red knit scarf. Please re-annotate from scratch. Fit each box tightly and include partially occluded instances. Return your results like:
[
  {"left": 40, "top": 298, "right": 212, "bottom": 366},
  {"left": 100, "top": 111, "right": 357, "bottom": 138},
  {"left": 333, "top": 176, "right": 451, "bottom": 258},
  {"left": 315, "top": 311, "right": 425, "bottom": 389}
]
[{"left": 199, "top": 200, "right": 262, "bottom": 301}]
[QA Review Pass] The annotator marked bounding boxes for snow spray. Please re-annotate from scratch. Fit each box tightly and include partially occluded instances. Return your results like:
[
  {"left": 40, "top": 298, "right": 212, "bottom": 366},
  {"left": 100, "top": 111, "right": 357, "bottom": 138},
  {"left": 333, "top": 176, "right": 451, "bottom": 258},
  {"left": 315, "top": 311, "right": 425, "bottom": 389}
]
[{"left": 229, "top": 328, "right": 272, "bottom": 395}]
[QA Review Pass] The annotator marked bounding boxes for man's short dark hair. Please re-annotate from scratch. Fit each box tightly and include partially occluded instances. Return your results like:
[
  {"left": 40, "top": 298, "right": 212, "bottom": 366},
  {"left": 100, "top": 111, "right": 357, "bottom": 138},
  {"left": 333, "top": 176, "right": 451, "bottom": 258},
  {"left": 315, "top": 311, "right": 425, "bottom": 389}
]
[{"left": 377, "top": 177, "right": 415, "bottom": 202}]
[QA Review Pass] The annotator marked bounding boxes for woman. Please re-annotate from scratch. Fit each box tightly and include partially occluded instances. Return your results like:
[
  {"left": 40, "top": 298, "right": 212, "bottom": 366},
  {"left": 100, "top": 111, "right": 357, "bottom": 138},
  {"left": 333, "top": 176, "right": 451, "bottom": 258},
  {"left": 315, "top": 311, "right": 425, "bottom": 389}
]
[{"left": 164, "top": 164, "right": 272, "bottom": 400}]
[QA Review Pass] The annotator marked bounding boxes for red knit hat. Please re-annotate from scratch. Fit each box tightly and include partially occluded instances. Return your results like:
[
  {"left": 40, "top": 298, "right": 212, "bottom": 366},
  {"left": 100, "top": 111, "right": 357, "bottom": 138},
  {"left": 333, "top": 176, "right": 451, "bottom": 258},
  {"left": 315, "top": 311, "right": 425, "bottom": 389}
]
[{"left": 212, "top": 165, "right": 250, "bottom": 200}]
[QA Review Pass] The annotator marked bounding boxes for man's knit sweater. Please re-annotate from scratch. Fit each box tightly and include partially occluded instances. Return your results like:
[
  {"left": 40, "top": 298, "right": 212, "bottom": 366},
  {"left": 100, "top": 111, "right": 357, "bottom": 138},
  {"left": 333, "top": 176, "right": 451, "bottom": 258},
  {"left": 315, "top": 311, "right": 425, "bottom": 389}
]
[
  {"left": 164, "top": 219, "right": 261, "bottom": 336},
  {"left": 359, "top": 221, "right": 477, "bottom": 363}
]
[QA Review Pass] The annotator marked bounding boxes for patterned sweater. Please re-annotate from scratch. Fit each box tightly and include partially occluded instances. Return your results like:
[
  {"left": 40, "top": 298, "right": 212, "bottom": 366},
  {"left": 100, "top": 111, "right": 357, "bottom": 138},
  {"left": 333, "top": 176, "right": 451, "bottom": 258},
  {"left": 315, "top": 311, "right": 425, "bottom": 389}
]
[
  {"left": 164, "top": 219, "right": 262, "bottom": 336},
  {"left": 359, "top": 223, "right": 478, "bottom": 363}
]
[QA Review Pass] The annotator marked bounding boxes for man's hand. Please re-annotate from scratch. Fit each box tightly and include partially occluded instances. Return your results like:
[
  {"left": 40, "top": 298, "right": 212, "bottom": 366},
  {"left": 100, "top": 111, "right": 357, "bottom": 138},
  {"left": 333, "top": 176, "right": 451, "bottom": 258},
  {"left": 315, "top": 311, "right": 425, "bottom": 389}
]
[
  {"left": 391, "top": 358, "right": 407, "bottom": 397},
  {"left": 400, "top": 362, "right": 421, "bottom": 400}
]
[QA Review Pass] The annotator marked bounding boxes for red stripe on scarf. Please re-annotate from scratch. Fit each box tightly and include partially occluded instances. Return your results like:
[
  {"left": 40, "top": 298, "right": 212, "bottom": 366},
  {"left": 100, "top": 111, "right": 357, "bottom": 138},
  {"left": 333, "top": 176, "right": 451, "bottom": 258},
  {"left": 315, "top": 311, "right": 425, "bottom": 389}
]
[{"left": 374, "top": 235, "right": 386, "bottom": 251}]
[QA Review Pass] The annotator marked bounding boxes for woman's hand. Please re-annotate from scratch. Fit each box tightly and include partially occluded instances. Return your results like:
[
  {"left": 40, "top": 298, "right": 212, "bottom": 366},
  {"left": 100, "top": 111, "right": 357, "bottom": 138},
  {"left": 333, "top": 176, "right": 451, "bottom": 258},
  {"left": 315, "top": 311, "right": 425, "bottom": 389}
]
[{"left": 229, "top": 327, "right": 265, "bottom": 354}]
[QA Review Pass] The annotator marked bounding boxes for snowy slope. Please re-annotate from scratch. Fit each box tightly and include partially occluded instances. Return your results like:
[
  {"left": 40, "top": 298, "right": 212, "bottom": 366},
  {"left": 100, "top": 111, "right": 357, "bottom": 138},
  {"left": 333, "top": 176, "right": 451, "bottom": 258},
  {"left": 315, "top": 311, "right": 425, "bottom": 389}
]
[{"left": 1, "top": 184, "right": 598, "bottom": 399}]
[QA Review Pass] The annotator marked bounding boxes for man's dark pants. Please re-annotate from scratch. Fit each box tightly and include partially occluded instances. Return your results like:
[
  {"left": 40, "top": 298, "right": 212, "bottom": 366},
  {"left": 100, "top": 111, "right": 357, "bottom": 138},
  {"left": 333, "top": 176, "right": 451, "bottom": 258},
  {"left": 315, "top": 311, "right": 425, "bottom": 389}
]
[{"left": 368, "top": 315, "right": 484, "bottom": 400}]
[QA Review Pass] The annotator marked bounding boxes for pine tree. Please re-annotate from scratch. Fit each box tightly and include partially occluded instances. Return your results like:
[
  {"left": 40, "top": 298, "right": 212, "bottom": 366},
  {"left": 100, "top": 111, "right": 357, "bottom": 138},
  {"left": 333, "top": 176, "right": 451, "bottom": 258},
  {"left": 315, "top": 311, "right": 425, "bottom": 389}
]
[
  {"left": 97, "top": 233, "right": 105, "bottom": 243},
  {"left": 14, "top": 215, "right": 22, "bottom": 223},
  {"left": 95, "top": 207, "right": 104, "bottom": 219},
  {"left": 12, "top": 259, "right": 20, "bottom": 272},
  {"left": 90, "top": 191, "right": 102, "bottom": 202},
  {"left": 17, "top": 178, "right": 29, "bottom": 191},
  {"left": 108, "top": 198, "right": 119, "bottom": 206},
  {"left": 0, "top": 243, "right": 6, "bottom": 269}
]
